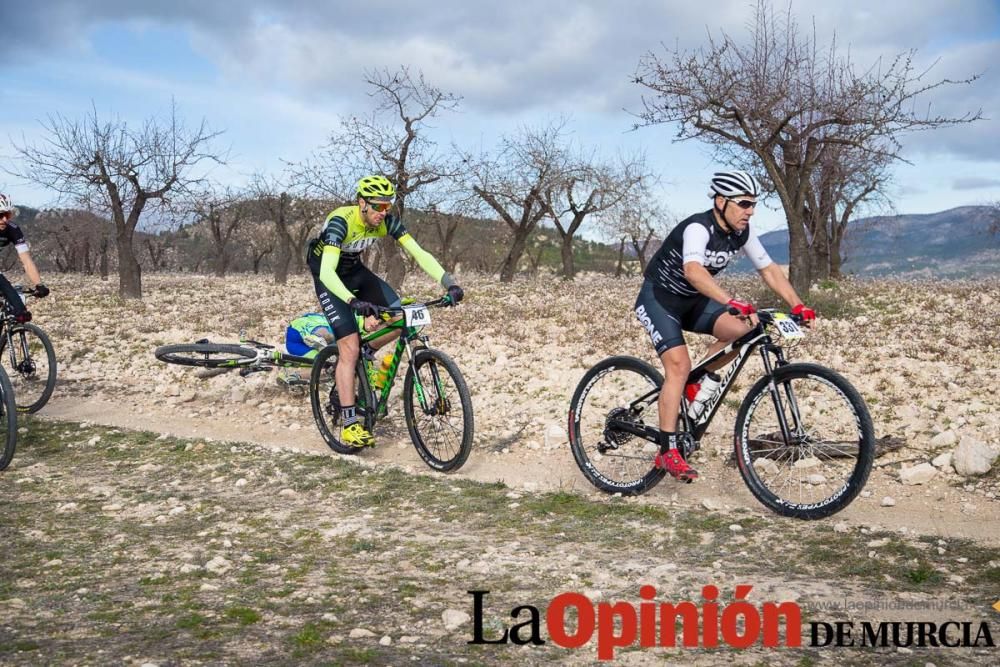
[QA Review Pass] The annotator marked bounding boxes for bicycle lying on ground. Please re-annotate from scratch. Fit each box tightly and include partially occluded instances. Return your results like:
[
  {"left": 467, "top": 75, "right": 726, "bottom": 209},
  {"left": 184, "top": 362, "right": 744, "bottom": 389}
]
[
  {"left": 309, "top": 295, "right": 473, "bottom": 473},
  {"left": 2, "top": 286, "right": 57, "bottom": 413},
  {"left": 568, "top": 309, "right": 874, "bottom": 519},
  {"left": 154, "top": 335, "right": 316, "bottom": 385}
]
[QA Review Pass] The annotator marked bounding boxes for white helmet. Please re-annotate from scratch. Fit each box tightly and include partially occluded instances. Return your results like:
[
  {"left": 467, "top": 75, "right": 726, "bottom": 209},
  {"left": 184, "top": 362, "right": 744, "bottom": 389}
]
[
  {"left": 710, "top": 171, "right": 760, "bottom": 198},
  {"left": 0, "top": 194, "right": 12, "bottom": 214}
]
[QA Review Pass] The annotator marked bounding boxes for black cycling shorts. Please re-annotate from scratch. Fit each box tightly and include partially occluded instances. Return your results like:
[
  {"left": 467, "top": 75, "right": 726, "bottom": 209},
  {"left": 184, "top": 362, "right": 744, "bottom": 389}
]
[
  {"left": 310, "top": 258, "right": 401, "bottom": 340},
  {"left": 633, "top": 279, "right": 727, "bottom": 355}
]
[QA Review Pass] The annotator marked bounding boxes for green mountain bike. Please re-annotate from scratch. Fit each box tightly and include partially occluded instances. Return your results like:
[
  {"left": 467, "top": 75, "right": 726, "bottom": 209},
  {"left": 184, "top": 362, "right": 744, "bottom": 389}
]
[{"left": 309, "top": 296, "right": 474, "bottom": 472}]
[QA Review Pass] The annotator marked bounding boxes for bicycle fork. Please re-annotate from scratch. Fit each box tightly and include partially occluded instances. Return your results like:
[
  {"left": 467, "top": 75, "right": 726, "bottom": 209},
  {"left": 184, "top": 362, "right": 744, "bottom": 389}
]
[
  {"left": 409, "top": 345, "right": 449, "bottom": 416},
  {"left": 7, "top": 329, "right": 34, "bottom": 376},
  {"left": 759, "top": 346, "right": 805, "bottom": 444}
]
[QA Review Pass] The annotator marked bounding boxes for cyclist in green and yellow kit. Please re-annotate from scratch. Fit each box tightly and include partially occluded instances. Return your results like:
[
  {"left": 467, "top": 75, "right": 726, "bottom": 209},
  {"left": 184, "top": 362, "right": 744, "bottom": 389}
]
[{"left": 307, "top": 175, "right": 464, "bottom": 448}]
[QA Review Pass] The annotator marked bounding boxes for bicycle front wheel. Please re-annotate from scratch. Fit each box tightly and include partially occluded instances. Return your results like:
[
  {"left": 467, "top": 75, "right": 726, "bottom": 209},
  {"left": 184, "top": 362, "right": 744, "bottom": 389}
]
[
  {"left": 0, "top": 366, "right": 19, "bottom": 471},
  {"left": 309, "top": 344, "right": 374, "bottom": 456},
  {"left": 154, "top": 343, "right": 258, "bottom": 368},
  {"left": 403, "top": 348, "right": 473, "bottom": 472},
  {"left": 0, "top": 323, "right": 57, "bottom": 413},
  {"left": 568, "top": 356, "right": 666, "bottom": 495},
  {"left": 734, "top": 363, "right": 875, "bottom": 519}
]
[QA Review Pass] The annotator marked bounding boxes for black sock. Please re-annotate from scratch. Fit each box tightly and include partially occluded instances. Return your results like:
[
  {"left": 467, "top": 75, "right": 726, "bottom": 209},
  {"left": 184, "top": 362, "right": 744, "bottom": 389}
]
[
  {"left": 658, "top": 430, "right": 676, "bottom": 451},
  {"left": 342, "top": 405, "right": 358, "bottom": 426}
]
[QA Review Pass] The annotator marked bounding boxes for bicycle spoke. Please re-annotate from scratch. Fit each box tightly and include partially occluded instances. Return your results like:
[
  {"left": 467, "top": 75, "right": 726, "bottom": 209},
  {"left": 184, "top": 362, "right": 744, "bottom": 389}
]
[{"left": 740, "top": 369, "right": 870, "bottom": 516}]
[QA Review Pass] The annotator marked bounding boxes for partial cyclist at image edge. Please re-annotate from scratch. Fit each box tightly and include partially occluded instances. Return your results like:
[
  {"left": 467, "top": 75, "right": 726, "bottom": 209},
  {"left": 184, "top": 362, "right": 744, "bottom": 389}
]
[
  {"left": 635, "top": 169, "right": 816, "bottom": 482},
  {"left": 0, "top": 194, "right": 50, "bottom": 320},
  {"left": 307, "top": 175, "right": 464, "bottom": 449}
]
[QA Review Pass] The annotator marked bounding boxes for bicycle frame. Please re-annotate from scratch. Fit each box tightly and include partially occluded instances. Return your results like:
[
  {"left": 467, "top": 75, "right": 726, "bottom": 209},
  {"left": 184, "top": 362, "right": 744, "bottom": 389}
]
[
  {"left": 357, "top": 299, "right": 451, "bottom": 420},
  {"left": 608, "top": 311, "right": 797, "bottom": 446}
]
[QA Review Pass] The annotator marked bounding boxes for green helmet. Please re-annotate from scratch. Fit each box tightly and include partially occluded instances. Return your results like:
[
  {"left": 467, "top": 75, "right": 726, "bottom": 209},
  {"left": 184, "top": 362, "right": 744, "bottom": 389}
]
[{"left": 357, "top": 175, "right": 395, "bottom": 201}]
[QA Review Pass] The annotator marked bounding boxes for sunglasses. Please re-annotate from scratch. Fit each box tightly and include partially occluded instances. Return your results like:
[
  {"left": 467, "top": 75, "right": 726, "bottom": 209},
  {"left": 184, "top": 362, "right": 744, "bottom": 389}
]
[
  {"left": 727, "top": 198, "right": 757, "bottom": 210},
  {"left": 365, "top": 200, "right": 393, "bottom": 213}
]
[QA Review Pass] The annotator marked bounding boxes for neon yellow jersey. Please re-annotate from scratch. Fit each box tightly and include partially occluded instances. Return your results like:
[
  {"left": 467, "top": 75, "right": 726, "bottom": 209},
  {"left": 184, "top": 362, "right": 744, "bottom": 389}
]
[
  {"left": 308, "top": 205, "right": 452, "bottom": 303},
  {"left": 315, "top": 205, "right": 408, "bottom": 273}
]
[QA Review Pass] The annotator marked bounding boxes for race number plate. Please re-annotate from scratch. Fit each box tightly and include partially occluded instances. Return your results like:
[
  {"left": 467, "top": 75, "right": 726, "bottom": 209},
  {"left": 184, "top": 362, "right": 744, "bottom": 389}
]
[
  {"left": 774, "top": 313, "right": 805, "bottom": 339},
  {"left": 403, "top": 305, "right": 431, "bottom": 327}
]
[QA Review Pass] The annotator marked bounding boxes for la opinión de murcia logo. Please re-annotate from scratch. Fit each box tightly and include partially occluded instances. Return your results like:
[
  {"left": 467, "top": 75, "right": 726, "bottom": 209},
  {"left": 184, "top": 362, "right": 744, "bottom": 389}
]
[{"left": 467, "top": 587, "right": 997, "bottom": 660}]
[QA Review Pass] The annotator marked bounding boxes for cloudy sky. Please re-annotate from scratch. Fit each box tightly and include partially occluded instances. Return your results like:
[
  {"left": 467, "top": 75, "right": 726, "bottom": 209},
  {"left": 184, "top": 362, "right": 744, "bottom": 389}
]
[{"left": 2, "top": 0, "right": 998, "bottom": 233}]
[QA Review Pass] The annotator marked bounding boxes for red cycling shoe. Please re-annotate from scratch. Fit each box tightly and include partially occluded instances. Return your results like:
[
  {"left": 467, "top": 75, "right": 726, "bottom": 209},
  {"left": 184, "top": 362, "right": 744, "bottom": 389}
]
[{"left": 654, "top": 448, "right": 699, "bottom": 483}]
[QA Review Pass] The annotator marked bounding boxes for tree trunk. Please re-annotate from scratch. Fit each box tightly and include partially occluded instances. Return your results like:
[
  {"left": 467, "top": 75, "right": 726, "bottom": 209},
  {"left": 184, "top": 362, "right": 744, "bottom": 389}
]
[
  {"left": 499, "top": 227, "right": 532, "bottom": 283},
  {"left": 614, "top": 237, "right": 626, "bottom": 277},
  {"left": 812, "top": 226, "right": 831, "bottom": 282},
  {"left": 214, "top": 252, "right": 229, "bottom": 278},
  {"left": 559, "top": 233, "right": 576, "bottom": 279},
  {"left": 385, "top": 245, "right": 408, "bottom": 288},
  {"left": 99, "top": 241, "right": 110, "bottom": 281},
  {"left": 786, "top": 211, "right": 812, "bottom": 297},
  {"left": 117, "top": 228, "right": 142, "bottom": 298},
  {"left": 829, "top": 242, "right": 843, "bottom": 279}
]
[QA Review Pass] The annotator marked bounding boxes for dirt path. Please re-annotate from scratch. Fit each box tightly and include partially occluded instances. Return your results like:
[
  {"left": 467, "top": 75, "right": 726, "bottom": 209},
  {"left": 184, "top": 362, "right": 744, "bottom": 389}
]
[{"left": 43, "top": 394, "right": 1000, "bottom": 547}]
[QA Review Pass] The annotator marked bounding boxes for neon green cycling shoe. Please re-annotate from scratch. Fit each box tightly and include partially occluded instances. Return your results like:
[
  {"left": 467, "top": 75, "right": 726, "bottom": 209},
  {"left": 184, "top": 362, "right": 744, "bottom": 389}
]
[{"left": 341, "top": 422, "right": 376, "bottom": 448}]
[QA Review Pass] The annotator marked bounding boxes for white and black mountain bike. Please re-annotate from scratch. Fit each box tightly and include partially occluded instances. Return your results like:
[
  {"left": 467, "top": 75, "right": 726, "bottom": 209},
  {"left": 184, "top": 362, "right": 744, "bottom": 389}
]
[{"left": 568, "top": 309, "right": 875, "bottom": 519}]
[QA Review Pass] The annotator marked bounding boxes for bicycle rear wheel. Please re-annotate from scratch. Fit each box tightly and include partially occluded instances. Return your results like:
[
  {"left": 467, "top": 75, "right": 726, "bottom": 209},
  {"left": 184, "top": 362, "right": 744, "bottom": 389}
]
[
  {"left": 0, "top": 323, "right": 57, "bottom": 413},
  {"left": 154, "top": 343, "right": 258, "bottom": 368},
  {"left": 402, "top": 348, "right": 473, "bottom": 472},
  {"left": 309, "top": 344, "right": 374, "bottom": 455},
  {"left": 0, "top": 367, "right": 19, "bottom": 471},
  {"left": 568, "top": 356, "right": 666, "bottom": 495},
  {"left": 734, "top": 363, "right": 875, "bottom": 519}
]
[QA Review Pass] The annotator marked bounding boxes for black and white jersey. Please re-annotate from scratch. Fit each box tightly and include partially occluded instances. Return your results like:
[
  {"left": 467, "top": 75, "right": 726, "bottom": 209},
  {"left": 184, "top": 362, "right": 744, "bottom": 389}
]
[
  {"left": 644, "top": 210, "right": 772, "bottom": 297},
  {"left": 0, "top": 222, "right": 29, "bottom": 254}
]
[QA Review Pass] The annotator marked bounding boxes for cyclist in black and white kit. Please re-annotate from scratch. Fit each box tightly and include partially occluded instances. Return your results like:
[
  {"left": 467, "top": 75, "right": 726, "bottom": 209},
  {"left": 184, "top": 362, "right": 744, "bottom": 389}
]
[
  {"left": 0, "top": 194, "right": 50, "bottom": 322},
  {"left": 634, "top": 170, "right": 815, "bottom": 482}
]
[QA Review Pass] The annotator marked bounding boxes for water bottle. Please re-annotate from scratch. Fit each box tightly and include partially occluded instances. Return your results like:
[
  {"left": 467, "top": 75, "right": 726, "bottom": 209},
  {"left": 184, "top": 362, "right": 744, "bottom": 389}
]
[
  {"left": 687, "top": 372, "right": 721, "bottom": 420},
  {"left": 372, "top": 354, "right": 392, "bottom": 391}
]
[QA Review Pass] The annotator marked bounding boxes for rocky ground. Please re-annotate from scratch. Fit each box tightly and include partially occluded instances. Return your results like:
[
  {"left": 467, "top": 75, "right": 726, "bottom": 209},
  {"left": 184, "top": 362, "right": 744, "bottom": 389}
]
[
  {"left": 2, "top": 270, "right": 999, "bottom": 664},
  {"left": 33, "top": 271, "right": 1000, "bottom": 540}
]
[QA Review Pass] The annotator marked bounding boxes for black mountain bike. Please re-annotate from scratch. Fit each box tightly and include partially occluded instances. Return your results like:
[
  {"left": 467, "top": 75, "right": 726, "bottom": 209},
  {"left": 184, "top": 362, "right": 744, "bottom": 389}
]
[
  {"left": 568, "top": 310, "right": 875, "bottom": 519},
  {"left": 2, "top": 286, "right": 57, "bottom": 413},
  {"left": 309, "top": 296, "right": 473, "bottom": 472}
]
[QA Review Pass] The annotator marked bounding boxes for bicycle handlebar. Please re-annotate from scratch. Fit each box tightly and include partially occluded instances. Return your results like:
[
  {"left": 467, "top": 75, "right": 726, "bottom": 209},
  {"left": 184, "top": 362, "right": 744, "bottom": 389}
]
[
  {"left": 368, "top": 295, "right": 456, "bottom": 319},
  {"left": 726, "top": 307, "right": 808, "bottom": 327}
]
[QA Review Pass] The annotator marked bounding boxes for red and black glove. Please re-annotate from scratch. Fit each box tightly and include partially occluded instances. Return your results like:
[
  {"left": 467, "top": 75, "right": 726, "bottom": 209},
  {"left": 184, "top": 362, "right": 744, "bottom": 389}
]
[
  {"left": 726, "top": 299, "right": 756, "bottom": 317},
  {"left": 791, "top": 303, "right": 816, "bottom": 324}
]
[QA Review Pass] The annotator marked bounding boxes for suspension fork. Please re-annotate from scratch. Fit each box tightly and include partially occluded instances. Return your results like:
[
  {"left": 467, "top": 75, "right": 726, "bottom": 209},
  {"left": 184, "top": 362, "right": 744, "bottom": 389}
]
[
  {"left": 4, "top": 324, "right": 21, "bottom": 371},
  {"left": 759, "top": 343, "right": 805, "bottom": 441},
  {"left": 405, "top": 335, "right": 445, "bottom": 414}
]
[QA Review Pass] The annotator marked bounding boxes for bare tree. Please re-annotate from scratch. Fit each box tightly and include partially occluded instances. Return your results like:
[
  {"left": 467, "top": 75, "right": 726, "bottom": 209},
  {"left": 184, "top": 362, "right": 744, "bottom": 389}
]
[
  {"left": 12, "top": 101, "right": 225, "bottom": 298},
  {"left": 144, "top": 237, "right": 170, "bottom": 271},
  {"left": 633, "top": 0, "right": 982, "bottom": 294},
  {"left": 244, "top": 231, "right": 275, "bottom": 274},
  {"left": 248, "top": 175, "right": 294, "bottom": 284},
  {"left": 598, "top": 181, "right": 672, "bottom": 272},
  {"left": 35, "top": 208, "right": 112, "bottom": 274},
  {"left": 293, "top": 66, "right": 461, "bottom": 287},
  {"left": 468, "top": 121, "right": 570, "bottom": 282},
  {"left": 186, "top": 186, "right": 252, "bottom": 277},
  {"left": 802, "top": 144, "right": 893, "bottom": 278},
  {"left": 542, "top": 152, "right": 648, "bottom": 278}
]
